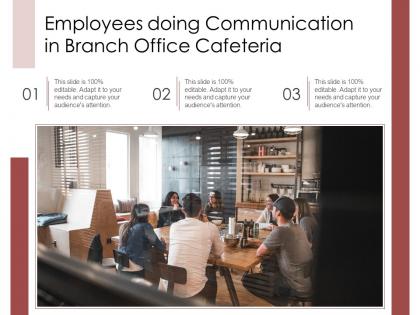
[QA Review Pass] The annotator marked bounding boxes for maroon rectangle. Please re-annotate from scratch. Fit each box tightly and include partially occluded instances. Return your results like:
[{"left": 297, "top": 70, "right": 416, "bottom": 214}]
[
  {"left": 392, "top": 0, "right": 409, "bottom": 314},
  {"left": 11, "top": 158, "right": 28, "bottom": 315}
]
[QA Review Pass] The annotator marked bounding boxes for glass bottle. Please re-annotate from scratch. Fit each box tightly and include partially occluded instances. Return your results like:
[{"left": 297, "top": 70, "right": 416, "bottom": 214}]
[
  {"left": 272, "top": 127, "right": 278, "bottom": 138},
  {"left": 255, "top": 127, "right": 261, "bottom": 139},
  {"left": 261, "top": 127, "right": 266, "bottom": 138},
  {"left": 248, "top": 126, "right": 254, "bottom": 140},
  {"left": 278, "top": 127, "right": 284, "bottom": 138}
]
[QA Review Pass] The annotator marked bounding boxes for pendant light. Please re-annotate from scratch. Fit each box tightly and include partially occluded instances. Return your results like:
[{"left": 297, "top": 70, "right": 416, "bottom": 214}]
[
  {"left": 283, "top": 126, "right": 302, "bottom": 135},
  {"left": 233, "top": 126, "right": 249, "bottom": 139}
]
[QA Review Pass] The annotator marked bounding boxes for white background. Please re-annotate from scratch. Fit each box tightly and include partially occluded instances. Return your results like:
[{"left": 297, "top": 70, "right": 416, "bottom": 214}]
[
  {"left": 410, "top": 1, "right": 419, "bottom": 315},
  {"left": 0, "top": 0, "right": 415, "bottom": 314}
]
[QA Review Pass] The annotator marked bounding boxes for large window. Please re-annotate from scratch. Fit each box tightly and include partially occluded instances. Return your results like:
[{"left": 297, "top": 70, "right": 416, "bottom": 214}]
[
  {"left": 106, "top": 131, "right": 129, "bottom": 202},
  {"left": 139, "top": 135, "right": 161, "bottom": 208},
  {"left": 52, "top": 126, "right": 96, "bottom": 192}
]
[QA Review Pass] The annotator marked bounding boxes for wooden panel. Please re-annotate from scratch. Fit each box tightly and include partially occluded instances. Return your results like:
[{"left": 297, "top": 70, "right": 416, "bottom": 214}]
[
  {"left": 41, "top": 189, "right": 119, "bottom": 261},
  {"left": 216, "top": 270, "right": 274, "bottom": 306},
  {"left": 242, "top": 172, "right": 295, "bottom": 176},
  {"left": 243, "top": 155, "right": 297, "bottom": 160},
  {"left": 69, "top": 229, "right": 91, "bottom": 259},
  {"left": 210, "top": 246, "right": 262, "bottom": 271},
  {"left": 236, "top": 202, "right": 265, "bottom": 210},
  {"left": 90, "top": 190, "right": 119, "bottom": 258},
  {"left": 237, "top": 208, "right": 263, "bottom": 222},
  {"left": 37, "top": 226, "right": 52, "bottom": 247}
]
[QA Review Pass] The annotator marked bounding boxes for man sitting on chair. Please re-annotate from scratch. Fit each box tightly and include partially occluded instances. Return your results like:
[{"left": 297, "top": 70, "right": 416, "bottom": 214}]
[
  {"left": 161, "top": 193, "right": 224, "bottom": 304},
  {"left": 242, "top": 196, "right": 313, "bottom": 303}
]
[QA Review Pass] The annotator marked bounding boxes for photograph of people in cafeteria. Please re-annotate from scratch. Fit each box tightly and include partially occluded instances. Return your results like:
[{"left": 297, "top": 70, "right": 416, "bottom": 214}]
[{"left": 37, "top": 126, "right": 382, "bottom": 307}]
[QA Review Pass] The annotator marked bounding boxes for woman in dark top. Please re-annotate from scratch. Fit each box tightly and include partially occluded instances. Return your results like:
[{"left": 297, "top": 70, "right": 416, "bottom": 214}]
[
  {"left": 294, "top": 198, "right": 319, "bottom": 249},
  {"left": 118, "top": 203, "right": 165, "bottom": 278},
  {"left": 203, "top": 190, "right": 224, "bottom": 222},
  {"left": 157, "top": 191, "right": 185, "bottom": 227}
]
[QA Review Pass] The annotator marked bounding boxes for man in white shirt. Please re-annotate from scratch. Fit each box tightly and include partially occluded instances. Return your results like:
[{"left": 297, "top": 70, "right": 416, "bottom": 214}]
[{"left": 165, "top": 193, "right": 224, "bottom": 303}]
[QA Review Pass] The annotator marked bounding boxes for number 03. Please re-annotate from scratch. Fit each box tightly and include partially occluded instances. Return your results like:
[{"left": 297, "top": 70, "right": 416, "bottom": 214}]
[{"left": 282, "top": 88, "right": 300, "bottom": 101}]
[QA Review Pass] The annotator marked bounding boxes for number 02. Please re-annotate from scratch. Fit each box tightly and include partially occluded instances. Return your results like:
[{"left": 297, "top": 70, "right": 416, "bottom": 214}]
[{"left": 153, "top": 88, "right": 171, "bottom": 101}]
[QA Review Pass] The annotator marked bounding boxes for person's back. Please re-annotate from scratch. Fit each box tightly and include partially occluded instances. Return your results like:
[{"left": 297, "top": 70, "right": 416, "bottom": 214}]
[
  {"left": 265, "top": 223, "right": 313, "bottom": 296},
  {"left": 163, "top": 193, "right": 223, "bottom": 301},
  {"left": 299, "top": 215, "right": 318, "bottom": 247},
  {"left": 247, "top": 197, "right": 313, "bottom": 302},
  {"left": 294, "top": 198, "right": 318, "bottom": 249},
  {"left": 118, "top": 204, "right": 164, "bottom": 278},
  {"left": 168, "top": 218, "right": 222, "bottom": 297}
]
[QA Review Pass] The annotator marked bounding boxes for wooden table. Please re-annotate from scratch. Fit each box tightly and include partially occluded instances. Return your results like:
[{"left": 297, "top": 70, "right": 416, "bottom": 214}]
[{"left": 112, "top": 226, "right": 271, "bottom": 306}]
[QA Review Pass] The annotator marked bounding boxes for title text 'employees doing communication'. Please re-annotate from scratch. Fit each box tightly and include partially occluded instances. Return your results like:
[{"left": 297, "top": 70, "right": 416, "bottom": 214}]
[{"left": 46, "top": 15, "right": 353, "bottom": 35}]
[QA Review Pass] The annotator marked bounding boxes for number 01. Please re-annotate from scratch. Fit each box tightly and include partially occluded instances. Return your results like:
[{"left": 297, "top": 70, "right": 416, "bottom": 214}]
[{"left": 22, "top": 88, "right": 38, "bottom": 101}]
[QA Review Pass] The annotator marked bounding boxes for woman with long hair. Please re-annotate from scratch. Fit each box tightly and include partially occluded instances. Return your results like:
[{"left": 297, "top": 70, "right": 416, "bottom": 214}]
[
  {"left": 162, "top": 191, "right": 182, "bottom": 208},
  {"left": 294, "top": 197, "right": 318, "bottom": 248},
  {"left": 158, "top": 191, "right": 185, "bottom": 227},
  {"left": 203, "top": 190, "right": 224, "bottom": 222},
  {"left": 118, "top": 203, "right": 165, "bottom": 279}
]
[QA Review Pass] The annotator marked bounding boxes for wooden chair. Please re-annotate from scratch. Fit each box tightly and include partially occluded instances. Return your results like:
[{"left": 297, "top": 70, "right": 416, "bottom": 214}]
[
  {"left": 144, "top": 248, "right": 166, "bottom": 285},
  {"left": 158, "top": 263, "right": 187, "bottom": 294}
]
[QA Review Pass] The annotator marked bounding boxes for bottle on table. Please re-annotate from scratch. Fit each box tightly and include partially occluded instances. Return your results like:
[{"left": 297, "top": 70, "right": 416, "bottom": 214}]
[{"left": 253, "top": 223, "right": 259, "bottom": 239}]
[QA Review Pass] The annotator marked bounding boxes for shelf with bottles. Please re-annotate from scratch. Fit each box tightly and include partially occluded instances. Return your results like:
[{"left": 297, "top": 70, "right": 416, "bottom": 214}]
[
  {"left": 242, "top": 172, "right": 295, "bottom": 176},
  {"left": 242, "top": 158, "right": 299, "bottom": 175},
  {"left": 243, "top": 137, "right": 298, "bottom": 159},
  {"left": 236, "top": 127, "right": 303, "bottom": 209},
  {"left": 246, "top": 126, "right": 296, "bottom": 142},
  {"left": 244, "top": 137, "right": 297, "bottom": 144},
  {"left": 235, "top": 201, "right": 266, "bottom": 210}
]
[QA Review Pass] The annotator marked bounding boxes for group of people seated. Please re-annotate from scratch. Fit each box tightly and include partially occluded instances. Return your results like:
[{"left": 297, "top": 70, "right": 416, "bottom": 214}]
[
  {"left": 116, "top": 192, "right": 224, "bottom": 304},
  {"left": 256, "top": 193, "right": 318, "bottom": 249},
  {"left": 157, "top": 190, "right": 225, "bottom": 227},
  {"left": 114, "top": 189, "right": 318, "bottom": 305}
]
